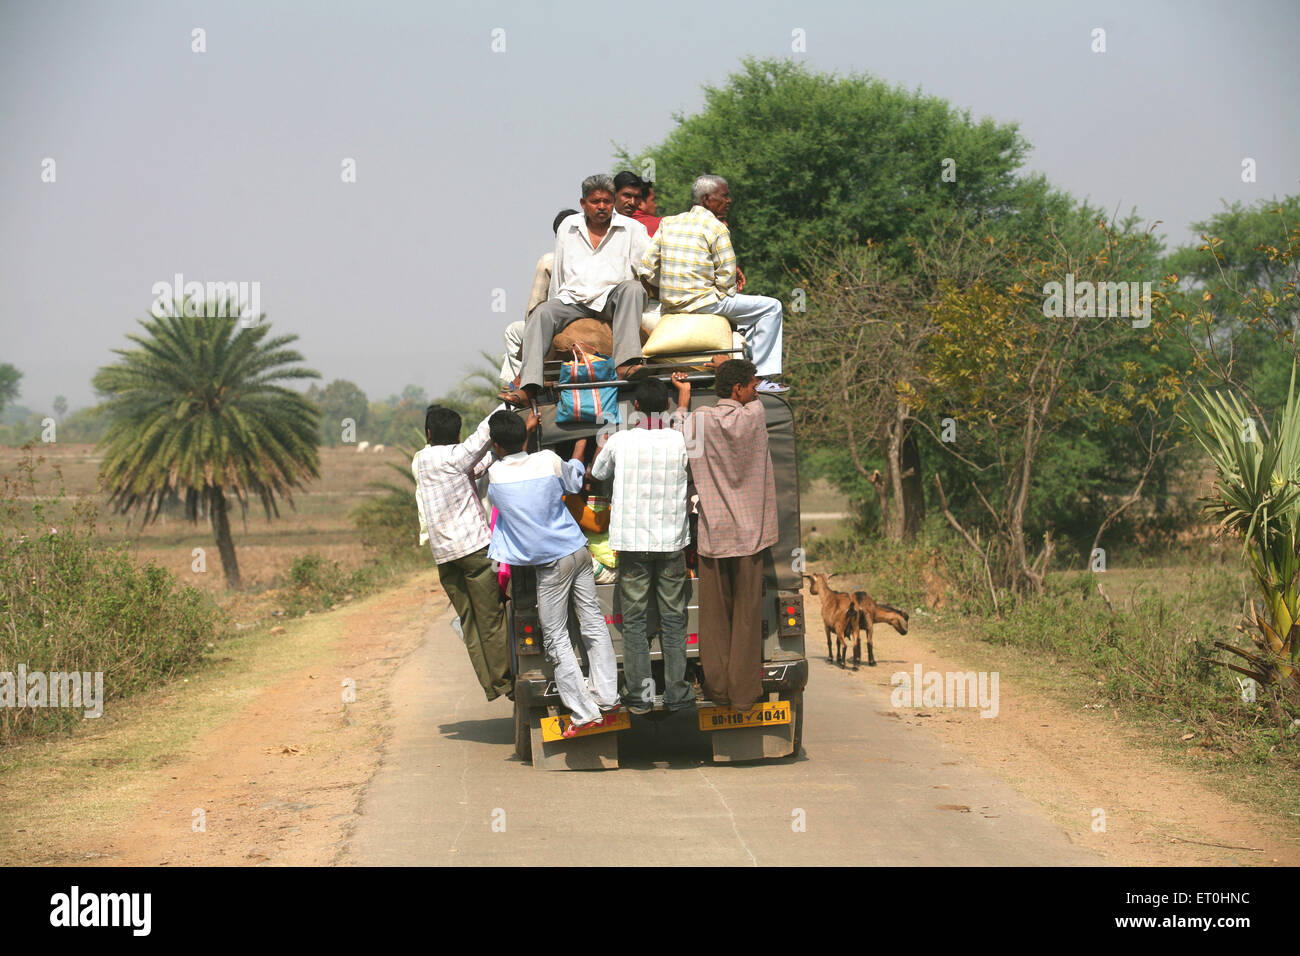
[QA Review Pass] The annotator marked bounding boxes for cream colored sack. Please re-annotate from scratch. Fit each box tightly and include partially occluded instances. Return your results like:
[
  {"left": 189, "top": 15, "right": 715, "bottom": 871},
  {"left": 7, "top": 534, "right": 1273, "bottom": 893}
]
[{"left": 642, "top": 313, "right": 733, "bottom": 364}]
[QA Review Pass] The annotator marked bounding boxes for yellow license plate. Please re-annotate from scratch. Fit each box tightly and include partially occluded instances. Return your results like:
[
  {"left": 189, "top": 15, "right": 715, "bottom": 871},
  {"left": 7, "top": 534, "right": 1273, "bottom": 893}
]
[
  {"left": 539, "top": 710, "right": 631, "bottom": 742},
  {"left": 698, "top": 701, "right": 791, "bottom": 731}
]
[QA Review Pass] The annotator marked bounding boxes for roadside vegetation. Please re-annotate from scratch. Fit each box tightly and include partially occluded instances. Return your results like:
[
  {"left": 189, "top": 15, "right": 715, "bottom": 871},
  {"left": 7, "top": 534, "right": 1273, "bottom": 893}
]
[
  {"left": 0, "top": 328, "right": 497, "bottom": 744},
  {"left": 0, "top": 452, "right": 223, "bottom": 743},
  {"left": 0, "top": 440, "right": 440, "bottom": 745}
]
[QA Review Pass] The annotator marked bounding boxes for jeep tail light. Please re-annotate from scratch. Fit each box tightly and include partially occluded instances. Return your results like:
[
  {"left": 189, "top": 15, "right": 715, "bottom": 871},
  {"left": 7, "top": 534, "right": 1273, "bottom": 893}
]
[
  {"left": 778, "top": 595, "right": 804, "bottom": 636},
  {"left": 518, "top": 618, "right": 542, "bottom": 654}
]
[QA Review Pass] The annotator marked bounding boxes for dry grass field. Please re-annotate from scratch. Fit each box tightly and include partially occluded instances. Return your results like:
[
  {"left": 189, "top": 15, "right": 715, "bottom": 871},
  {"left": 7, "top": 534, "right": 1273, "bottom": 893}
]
[{"left": 0, "top": 442, "right": 419, "bottom": 599}]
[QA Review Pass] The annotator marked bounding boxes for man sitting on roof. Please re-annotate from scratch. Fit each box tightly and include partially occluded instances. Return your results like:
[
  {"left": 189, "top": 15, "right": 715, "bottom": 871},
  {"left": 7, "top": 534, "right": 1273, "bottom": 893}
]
[
  {"left": 613, "top": 170, "right": 643, "bottom": 221},
  {"left": 614, "top": 170, "right": 661, "bottom": 237},
  {"left": 637, "top": 174, "right": 786, "bottom": 393},
  {"left": 500, "top": 174, "right": 649, "bottom": 406},
  {"left": 633, "top": 178, "right": 662, "bottom": 237}
]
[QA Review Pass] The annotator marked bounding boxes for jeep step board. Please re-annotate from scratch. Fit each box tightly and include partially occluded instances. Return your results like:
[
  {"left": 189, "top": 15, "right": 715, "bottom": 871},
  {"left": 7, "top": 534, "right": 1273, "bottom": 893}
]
[
  {"left": 529, "top": 720, "right": 620, "bottom": 771},
  {"left": 709, "top": 719, "right": 796, "bottom": 762}
]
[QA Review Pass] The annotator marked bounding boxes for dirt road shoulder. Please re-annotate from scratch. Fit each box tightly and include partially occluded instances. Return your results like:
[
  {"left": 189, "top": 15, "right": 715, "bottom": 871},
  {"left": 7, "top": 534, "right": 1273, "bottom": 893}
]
[
  {"left": 806, "top": 590, "right": 1300, "bottom": 867},
  {"left": 0, "top": 573, "right": 440, "bottom": 866}
]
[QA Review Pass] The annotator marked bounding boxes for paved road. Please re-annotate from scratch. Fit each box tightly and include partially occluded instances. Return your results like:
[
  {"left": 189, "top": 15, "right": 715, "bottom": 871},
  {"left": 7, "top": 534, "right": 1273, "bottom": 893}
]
[{"left": 345, "top": 602, "right": 1103, "bottom": 866}]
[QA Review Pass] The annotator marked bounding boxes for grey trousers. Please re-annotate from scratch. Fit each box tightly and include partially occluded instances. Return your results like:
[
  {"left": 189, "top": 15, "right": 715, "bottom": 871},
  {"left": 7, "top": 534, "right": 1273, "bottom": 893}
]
[
  {"left": 520, "top": 279, "right": 647, "bottom": 389},
  {"left": 618, "top": 550, "right": 693, "bottom": 711},
  {"left": 535, "top": 545, "right": 620, "bottom": 726}
]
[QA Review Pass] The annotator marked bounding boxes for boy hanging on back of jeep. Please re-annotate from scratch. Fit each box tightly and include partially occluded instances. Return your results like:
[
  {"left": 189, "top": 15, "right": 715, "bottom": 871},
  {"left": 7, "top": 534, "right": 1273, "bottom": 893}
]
[
  {"left": 590, "top": 374, "right": 695, "bottom": 715},
  {"left": 413, "top": 404, "right": 512, "bottom": 703},
  {"left": 485, "top": 410, "right": 621, "bottom": 737}
]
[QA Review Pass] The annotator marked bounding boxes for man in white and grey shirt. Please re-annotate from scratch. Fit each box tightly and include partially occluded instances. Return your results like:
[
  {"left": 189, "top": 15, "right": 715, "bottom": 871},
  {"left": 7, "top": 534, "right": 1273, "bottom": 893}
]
[
  {"left": 590, "top": 374, "right": 694, "bottom": 713},
  {"left": 412, "top": 403, "right": 512, "bottom": 702},
  {"left": 501, "top": 174, "right": 649, "bottom": 405}
]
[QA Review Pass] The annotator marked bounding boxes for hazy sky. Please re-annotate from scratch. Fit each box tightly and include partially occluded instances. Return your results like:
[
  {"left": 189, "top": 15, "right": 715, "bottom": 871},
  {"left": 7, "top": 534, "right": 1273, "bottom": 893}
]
[{"left": 2, "top": 0, "right": 1297, "bottom": 413}]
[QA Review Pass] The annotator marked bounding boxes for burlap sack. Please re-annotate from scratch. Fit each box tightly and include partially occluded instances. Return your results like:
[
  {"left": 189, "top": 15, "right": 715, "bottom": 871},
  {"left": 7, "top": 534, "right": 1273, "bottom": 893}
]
[
  {"left": 551, "top": 318, "right": 613, "bottom": 356},
  {"left": 547, "top": 317, "right": 649, "bottom": 360},
  {"left": 642, "top": 313, "right": 734, "bottom": 364}
]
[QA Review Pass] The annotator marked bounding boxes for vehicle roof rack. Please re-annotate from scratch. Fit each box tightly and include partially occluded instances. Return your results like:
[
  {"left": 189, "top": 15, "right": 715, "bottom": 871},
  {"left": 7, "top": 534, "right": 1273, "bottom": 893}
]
[{"left": 541, "top": 346, "right": 744, "bottom": 388}]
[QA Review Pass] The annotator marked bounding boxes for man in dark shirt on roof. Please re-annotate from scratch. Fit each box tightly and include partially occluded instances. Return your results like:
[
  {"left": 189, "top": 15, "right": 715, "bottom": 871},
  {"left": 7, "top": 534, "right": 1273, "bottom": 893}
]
[{"left": 624, "top": 172, "right": 662, "bottom": 237}]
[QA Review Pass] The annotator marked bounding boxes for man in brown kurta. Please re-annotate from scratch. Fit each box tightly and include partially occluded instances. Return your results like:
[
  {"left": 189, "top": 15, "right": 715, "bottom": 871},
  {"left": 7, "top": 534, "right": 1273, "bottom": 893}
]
[{"left": 683, "top": 358, "right": 779, "bottom": 711}]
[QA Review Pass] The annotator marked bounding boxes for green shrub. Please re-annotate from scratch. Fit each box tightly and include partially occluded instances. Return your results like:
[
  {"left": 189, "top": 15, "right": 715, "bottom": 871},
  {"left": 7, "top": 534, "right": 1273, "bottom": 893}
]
[
  {"left": 974, "top": 567, "right": 1298, "bottom": 768},
  {"left": 279, "top": 552, "right": 411, "bottom": 617},
  {"left": 288, "top": 552, "right": 348, "bottom": 593},
  {"left": 0, "top": 478, "right": 222, "bottom": 742},
  {"left": 281, "top": 553, "right": 352, "bottom": 616},
  {"left": 351, "top": 489, "right": 422, "bottom": 559}
]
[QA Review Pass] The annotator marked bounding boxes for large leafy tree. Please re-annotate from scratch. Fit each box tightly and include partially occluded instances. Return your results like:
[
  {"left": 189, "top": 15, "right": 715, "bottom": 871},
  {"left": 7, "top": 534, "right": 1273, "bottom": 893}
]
[
  {"left": 906, "top": 218, "right": 1177, "bottom": 601},
  {"left": 623, "top": 59, "right": 1073, "bottom": 537},
  {"left": 620, "top": 57, "right": 1032, "bottom": 295},
  {"left": 93, "top": 311, "right": 321, "bottom": 587},
  {"left": 789, "top": 218, "right": 1004, "bottom": 540}
]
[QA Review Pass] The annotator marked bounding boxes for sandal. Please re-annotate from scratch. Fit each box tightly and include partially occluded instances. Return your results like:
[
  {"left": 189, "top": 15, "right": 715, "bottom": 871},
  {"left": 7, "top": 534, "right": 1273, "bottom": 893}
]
[{"left": 561, "top": 716, "right": 596, "bottom": 739}]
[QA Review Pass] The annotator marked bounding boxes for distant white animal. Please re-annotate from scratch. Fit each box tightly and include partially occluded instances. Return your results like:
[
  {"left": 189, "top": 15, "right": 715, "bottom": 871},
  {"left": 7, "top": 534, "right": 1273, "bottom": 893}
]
[
  {"left": 356, "top": 441, "right": 371, "bottom": 453},
  {"left": 372, "top": 444, "right": 386, "bottom": 453}
]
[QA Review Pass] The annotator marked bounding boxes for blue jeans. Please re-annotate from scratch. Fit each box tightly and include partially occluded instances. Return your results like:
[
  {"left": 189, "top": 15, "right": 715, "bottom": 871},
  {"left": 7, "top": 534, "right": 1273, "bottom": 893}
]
[{"left": 618, "top": 550, "right": 693, "bottom": 710}]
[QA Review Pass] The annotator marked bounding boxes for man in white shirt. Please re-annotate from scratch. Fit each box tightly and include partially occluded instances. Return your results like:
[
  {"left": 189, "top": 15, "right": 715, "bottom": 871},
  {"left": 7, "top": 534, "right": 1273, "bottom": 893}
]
[
  {"left": 501, "top": 174, "right": 649, "bottom": 405},
  {"left": 412, "top": 404, "right": 512, "bottom": 702},
  {"left": 590, "top": 374, "right": 694, "bottom": 713}
]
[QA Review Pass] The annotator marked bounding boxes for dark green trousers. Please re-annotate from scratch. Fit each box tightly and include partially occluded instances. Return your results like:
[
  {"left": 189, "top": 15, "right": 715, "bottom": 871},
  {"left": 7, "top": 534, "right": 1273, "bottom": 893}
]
[{"left": 437, "top": 546, "right": 512, "bottom": 700}]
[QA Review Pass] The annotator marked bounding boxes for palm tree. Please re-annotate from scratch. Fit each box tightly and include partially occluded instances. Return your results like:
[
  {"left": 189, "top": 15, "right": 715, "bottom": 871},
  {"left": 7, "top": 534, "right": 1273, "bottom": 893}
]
[
  {"left": 93, "top": 310, "right": 321, "bottom": 588},
  {"left": 1185, "top": 364, "right": 1300, "bottom": 707},
  {"left": 440, "top": 350, "right": 507, "bottom": 422},
  {"left": 373, "top": 351, "right": 504, "bottom": 507}
]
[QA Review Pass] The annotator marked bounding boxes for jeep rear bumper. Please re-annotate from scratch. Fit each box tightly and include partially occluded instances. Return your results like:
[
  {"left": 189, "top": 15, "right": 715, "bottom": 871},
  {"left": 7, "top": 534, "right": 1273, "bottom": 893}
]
[{"left": 513, "top": 658, "right": 808, "bottom": 710}]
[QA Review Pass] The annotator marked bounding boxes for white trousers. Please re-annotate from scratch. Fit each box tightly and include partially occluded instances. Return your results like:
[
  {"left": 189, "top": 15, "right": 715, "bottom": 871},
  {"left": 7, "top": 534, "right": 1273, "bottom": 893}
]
[
  {"left": 499, "top": 320, "right": 525, "bottom": 386},
  {"left": 535, "top": 545, "right": 619, "bottom": 725},
  {"left": 697, "top": 293, "right": 783, "bottom": 376}
]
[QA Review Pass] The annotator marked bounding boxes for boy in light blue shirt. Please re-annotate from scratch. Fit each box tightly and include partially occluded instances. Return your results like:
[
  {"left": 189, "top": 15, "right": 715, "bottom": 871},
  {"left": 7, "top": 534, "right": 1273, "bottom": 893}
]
[{"left": 486, "top": 411, "right": 619, "bottom": 736}]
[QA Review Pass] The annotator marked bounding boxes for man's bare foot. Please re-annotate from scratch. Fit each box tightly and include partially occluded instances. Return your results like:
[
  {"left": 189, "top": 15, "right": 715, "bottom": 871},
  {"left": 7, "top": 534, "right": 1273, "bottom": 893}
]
[
  {"left": 618, "top": 362, "right": 651, "bottom": 381},
  {"left": 499, "top": 386, "right": 536, "bottom": 407}
]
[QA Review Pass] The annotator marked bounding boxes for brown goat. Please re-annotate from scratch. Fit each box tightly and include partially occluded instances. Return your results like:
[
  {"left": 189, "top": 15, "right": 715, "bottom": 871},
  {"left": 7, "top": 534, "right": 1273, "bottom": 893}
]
[
  {"left": 804, "top": 573, "right": 859, "bottom": 668},
  {"left": 849, "top": 592, "right": 909, "bottom": 667}
]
